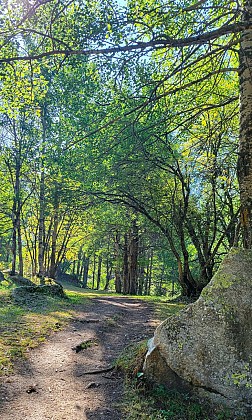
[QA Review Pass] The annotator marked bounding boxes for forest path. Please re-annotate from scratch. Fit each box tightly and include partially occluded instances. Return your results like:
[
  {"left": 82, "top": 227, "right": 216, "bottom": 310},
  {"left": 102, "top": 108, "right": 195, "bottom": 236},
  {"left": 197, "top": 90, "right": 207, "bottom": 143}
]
[{"left": 0, "top": 296, "right": 161, "bottom": 420}]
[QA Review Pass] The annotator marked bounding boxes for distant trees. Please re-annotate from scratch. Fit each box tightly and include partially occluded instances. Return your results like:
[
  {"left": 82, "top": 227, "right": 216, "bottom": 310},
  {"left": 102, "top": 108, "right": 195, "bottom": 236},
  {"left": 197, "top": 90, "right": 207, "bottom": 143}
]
[{"left": 0, "top": 0, "right": 249, "bottom": 297}]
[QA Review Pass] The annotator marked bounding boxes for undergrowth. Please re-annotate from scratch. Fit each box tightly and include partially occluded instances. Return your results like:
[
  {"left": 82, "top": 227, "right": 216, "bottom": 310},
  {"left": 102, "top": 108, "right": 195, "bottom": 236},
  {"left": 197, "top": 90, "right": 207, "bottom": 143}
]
[{"left": 116, "top": 341, "right": 234, "bottom": 420}]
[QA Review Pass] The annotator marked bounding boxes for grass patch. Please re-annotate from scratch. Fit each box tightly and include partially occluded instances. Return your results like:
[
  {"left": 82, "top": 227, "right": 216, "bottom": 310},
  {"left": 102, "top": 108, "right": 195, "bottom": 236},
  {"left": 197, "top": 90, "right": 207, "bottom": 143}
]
[
  {"left": 0, "top": 285, "right": 91, "bottom": 375},
  {"left": 154, "top": 301, "right": 185, "bottom": 321},
  {"left": 116, "top": 341, "right": 234, "bottom": 420},
  {"left": 0, "top": 283, "right": 182, "bottom": 378}
]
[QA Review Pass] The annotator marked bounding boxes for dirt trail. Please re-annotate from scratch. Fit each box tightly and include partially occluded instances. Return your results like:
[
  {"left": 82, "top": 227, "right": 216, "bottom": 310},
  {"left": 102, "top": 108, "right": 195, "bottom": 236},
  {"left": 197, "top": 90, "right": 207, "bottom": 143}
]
[{"left": 0, "top": 296, "right": 161, "bottom": 420}]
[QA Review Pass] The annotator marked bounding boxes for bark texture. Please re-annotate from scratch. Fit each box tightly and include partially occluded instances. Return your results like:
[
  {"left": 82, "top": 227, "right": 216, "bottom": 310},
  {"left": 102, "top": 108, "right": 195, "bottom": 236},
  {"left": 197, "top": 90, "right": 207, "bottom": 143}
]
[{"left": 238, "top": 0, "right": 252, "bottom": 247}]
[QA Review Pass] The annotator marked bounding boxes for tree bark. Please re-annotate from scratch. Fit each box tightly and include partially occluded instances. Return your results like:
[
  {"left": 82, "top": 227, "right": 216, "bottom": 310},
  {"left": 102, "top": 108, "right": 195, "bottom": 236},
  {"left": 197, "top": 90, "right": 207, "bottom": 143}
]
[
  {"left": 122, "top": 233, "right": 129, "bottom": 294},
  {"left": 92, "top": 254, "right": 96, "bottom": 289},
  {"left": 38, "top": 107, "right": 46, "bottom": 284},
  {"left": 128, "top": 219, "right": 139, "bottom": 295},
  {"left": 104, "top": 258, "right": 112, "bottom": 290},
  {"left": 97, "top": 255, "right": 102, "bottom": 290},
  {"left": 82, "top": 255, "right": 89, "bottom": 288},
  {"left": 238, "top": 1, "right": 252, "bottom": 248},
  {"left": 8, "top": 121, "right": 23, "bottom": 276},
  {"left": 48, "top": 185, "right": 60, "bottom": 279},
  {"left": 114, "top": 232, "right": 122, "bottom": 293}
]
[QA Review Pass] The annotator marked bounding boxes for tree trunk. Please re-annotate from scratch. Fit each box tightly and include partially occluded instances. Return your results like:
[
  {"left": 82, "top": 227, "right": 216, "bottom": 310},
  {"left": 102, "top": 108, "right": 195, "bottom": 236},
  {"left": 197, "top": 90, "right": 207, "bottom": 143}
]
[
  {"left": 97, "top": 255, "right": 102, "bottom": 290},
  {"left": 138, "top": 265, "right": 144, "bottom": 296},
  {"left": 238, "top": 1, "right": 252, "bottom": 248},
  {"left": 92, "top": 254, "right": 96, "bottom": 289},
  {"left": 9, "top": 121, "right": 22, "bottom": 276},
  {"left": 128, "top": 219, "right": 139, "bottom": 295},
  {"left": 82, "top": 256, "right": 89, "bottom": 288},
  {"left": 122, "top": 234, "right": 129, "bottom": 294},
  {"left": 104, "top": 258, "right": 112, "bottom": 290},
  {"left": 48, "top": 185, "right": 60, "bottom": 279},
  {"left": 38, "top": 108, "right": 46, "bottom": 284},
  {"left": 10, "top": 217, "right": 17, "bottom": 276},
  {"left": 38, "top": 168, "right": 45, "bottom": 284},
  {"left": 114, "top": 232, "right": 121, "bottom": 293},
  {"left": 17, "top": 217, "right": 23, "bottom": 276},
  {"left": 76, "top": 246, "right": 82, "bottom": 279},
  {"left": 144, "top": 248, "right": 153, "bottom": 295}
]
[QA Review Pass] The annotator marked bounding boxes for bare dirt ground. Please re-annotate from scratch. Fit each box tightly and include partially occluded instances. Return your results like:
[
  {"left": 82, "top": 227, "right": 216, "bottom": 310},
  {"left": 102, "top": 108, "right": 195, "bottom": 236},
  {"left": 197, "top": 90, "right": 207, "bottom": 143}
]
[{"left": 0, "top": 296, "right": 161, "bottom": 420}]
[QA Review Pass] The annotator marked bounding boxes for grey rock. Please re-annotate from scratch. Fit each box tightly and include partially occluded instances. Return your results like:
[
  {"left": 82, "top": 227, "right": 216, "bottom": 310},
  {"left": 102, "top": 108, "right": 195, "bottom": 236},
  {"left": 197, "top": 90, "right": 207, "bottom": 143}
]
[{"left": 144, "top": 248, "right": 252, "bottom": 416}]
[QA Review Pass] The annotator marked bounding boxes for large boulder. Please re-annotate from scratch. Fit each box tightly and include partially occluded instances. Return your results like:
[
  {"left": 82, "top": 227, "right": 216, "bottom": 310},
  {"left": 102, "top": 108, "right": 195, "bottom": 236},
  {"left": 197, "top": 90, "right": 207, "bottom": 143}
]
[{"left": 144, "top": 248, "right": 252, "bottom": 416}]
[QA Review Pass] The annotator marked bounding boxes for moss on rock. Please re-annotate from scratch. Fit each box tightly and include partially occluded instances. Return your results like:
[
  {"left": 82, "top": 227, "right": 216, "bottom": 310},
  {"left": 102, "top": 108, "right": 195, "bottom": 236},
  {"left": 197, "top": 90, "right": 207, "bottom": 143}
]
[
  {"left": 12, "top": 284, "right": 66, "bottom": 302},
  {"left": 144, "top": 248, "right": 252, "bottom": 417}
]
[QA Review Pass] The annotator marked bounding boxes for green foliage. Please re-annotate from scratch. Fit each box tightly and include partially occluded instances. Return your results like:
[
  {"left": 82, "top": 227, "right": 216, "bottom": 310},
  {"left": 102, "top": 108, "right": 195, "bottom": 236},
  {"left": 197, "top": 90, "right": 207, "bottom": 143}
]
[{"left": 0, "top": 0, "right": 242, "bottom": 297}]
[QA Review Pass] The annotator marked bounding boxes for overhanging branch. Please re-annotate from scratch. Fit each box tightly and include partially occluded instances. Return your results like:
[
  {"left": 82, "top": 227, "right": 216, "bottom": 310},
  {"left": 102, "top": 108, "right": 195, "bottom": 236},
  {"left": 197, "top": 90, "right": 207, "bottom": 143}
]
[{"left": 0, "top": 23, "right": 245, "bottom": 64}]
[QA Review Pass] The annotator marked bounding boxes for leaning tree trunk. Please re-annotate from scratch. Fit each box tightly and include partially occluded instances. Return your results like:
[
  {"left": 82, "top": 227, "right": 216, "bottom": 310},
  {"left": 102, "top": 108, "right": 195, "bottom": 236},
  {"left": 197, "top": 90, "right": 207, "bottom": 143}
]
[{"left": 238, "top": 0, "right": 252, "bottom": 248}]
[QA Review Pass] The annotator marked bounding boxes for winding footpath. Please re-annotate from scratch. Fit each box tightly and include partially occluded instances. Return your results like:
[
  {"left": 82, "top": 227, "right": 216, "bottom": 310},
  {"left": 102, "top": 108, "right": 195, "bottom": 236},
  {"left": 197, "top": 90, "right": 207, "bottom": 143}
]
[{"left": 0, "top": 297, "right": 160, "bottom": 420}]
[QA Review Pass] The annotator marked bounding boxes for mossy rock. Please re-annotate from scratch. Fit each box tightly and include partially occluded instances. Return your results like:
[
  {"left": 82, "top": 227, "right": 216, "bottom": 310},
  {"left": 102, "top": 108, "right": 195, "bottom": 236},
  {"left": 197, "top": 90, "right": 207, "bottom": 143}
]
[
  {"left": 9, "top": 275, "right": 35, "bottom": 287},
  {"left": 144, "top": 248, "right": 252, "bottom": 417},
  {"left": 11, "top": 284, "right": 66, "bottom": 302}
]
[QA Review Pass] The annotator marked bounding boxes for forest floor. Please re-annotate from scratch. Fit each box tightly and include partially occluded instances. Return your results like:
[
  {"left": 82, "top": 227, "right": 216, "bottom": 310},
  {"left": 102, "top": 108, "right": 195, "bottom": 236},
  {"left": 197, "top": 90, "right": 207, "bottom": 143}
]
[{"left": 0, "top": 293, "right": 164, "bottom": 420}]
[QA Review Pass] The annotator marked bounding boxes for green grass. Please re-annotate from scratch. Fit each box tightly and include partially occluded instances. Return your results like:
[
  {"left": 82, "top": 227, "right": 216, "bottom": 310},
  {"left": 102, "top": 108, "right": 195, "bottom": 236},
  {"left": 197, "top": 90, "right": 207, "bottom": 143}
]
[
  {"left": 0, "top": 283, "right": 240, "bottom": 418},
  {"left": 0, "top": 282, "right": 184, "bottom": 376},
  {"left": 115, "top": 341, "right": 234, "bottom": 420},
  {"left": 0, "top": 285, "right": 91, "bottom": 375}
]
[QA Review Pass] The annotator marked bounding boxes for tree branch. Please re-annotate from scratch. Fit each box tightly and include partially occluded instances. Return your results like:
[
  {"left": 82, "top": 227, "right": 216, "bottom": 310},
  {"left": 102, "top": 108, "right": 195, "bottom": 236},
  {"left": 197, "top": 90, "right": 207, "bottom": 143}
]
[{"left": 0, "top": 23, "right": 245, "bottom": 64}]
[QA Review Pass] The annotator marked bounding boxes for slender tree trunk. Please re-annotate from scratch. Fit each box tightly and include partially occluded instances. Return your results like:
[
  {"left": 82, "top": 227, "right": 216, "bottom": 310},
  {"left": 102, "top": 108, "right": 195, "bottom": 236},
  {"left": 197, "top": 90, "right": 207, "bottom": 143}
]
[
  {"left": 82, "top": 256, "right": 89, "bottom": 288},
  {"left": 73, "top": 260, "right": 76, "bottom": 275},
  {"left": 138, "top": 265, "right": 144, "bottom": 296},
  {"left": 22, "top": 218, "right": 37, "bottom": 276},
  {"left": 238, "top": 1, "right": 252, "bottom": 247},
  {"left": 114, "top": 232, "right": 121, "bottom": 293},
  {"left": 38, "top": 108, "right": 46, "bottom": 284},
  {"left": 97, "top": 256, "right": 102, "bottom": 290},
  {"left": 122, "top": 233, "right": 129, "bottom": 294},
  {"left": 144, "top": 249, "right": 153, "bottom": 295},
  {"left": 10, "top": 218, "right": 17, "bottom": 276},
  {"left": 104, "top": 258, "right": 112, "bottom": 290},
  {"left": 76, "top": 246, "right": 82, "bottom": 279},
  {"left": 38, "top": 168, "right": 45, "bottom": 284},
  {"left": 48, "top": 185, "right": 60, "bottom": 279},
  {"left": 8, "top": 121, "right": 22, "bottom": 276},
  {"left": 17, "top": 218, "right": 23, "bottom": 276},
  {"left": 92, "top": 254, "right": 96, "bottom": 289},
  {"left": 128, "top": 219, "right": 139, "bottom": 295}
]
